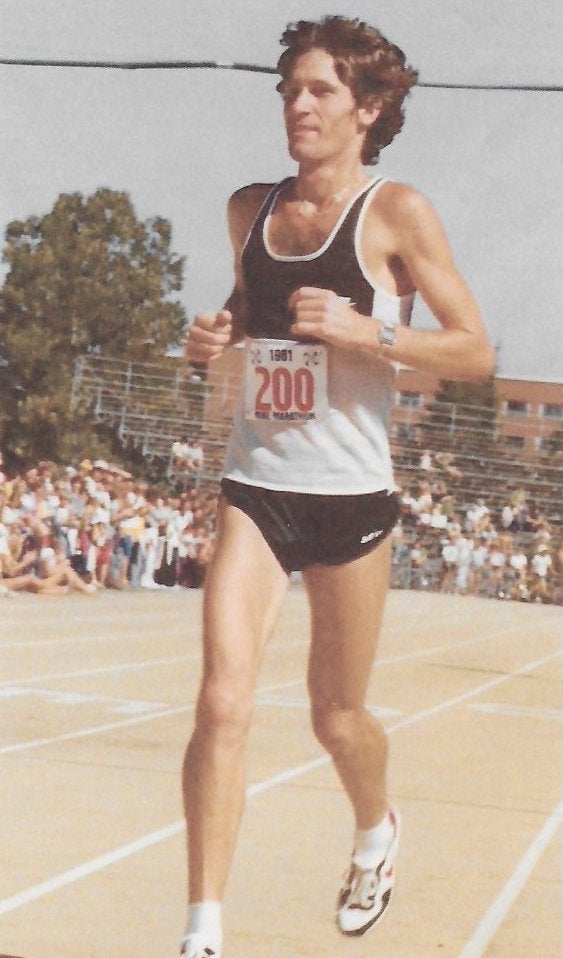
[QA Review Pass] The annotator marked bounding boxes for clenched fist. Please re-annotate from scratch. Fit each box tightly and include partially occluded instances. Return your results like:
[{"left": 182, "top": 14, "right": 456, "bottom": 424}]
[
  {"left": 185, "top": 310, "right": 233, "bottom": 363},
  {"left": 288, "top": 287, "right": 368, "bottom": 350}
]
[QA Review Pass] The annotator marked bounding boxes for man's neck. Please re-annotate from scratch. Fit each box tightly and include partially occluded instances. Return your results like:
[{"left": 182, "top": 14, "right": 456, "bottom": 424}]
[{"left": 292, "top": 161, "right": 369, "bottom": 210}]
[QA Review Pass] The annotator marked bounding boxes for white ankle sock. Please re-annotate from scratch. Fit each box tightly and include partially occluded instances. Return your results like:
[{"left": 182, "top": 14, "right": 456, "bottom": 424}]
[
  {"left": 353, "top": 810, "right": 394, "bottom": 869},
  {"left": 184, "top": 901, "right": 222, "bottom": 949}
]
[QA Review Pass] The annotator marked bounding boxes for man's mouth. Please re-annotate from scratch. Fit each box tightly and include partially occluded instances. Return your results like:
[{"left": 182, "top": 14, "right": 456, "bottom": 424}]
[{"left": 289, "top": 125, "right": 317, "bottom": 136}]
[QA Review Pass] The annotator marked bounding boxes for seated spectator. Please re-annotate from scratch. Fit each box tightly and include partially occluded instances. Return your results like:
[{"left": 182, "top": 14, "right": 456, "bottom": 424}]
[
  {"left": 399, "top": 487, "right": 419, "bottom": 528},
  {"left": 454, "top": 532, "right": 474, "bottom": 595},
  {"left": 435, "top": 451, "right": 463, "bottom": 480},
  {"left": 470, "top": 536, "right": 489, "bottom": 596},
  {"left": 529, "top": 544, "right": 553, "bottom": 603},
  {"left": 170, "top": 436, "right": 204, "bottom": 485},
  {"left": 417, "top": 479, "right": 434, "bottom": 511},
  {"left": 486, "top": 540, "right": 507, "bottom": 598},
  {"left": 186, "top": 437, "right": 204, "bottom": 474},
  {"left": 430, "top": 477, "right": 448, "bottom": 503},
  {"left": 500, "top": 502, "right": 514, "bottom": 531},
  {"left": 410, "top": 538, "right": 429, "bottom": 589},
  {"left": 429, "top": 504, "right": 449, "bottom": 530},
  {"left": 507, "top": 542, "right": 529, "bottom": 601},
  {"left": 465, "top": 498, "right": 490, "bottom": 535},
  {"left": 440, "top": 532, "right": 459, "bottom": 593},
  {"left": 90, "top": 514, "right": 114, "bottom": 588},
  {"left": 419, "top": 449, "right": 434, "bottom": 473},
  {"left": 0, "top": 520, "right": 96, "bottom": 595}
]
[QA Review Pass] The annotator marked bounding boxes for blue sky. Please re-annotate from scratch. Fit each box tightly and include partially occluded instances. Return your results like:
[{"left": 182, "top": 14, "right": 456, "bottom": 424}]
[{"left": 1, "top": 0, "right": 562, "bottom": 381}]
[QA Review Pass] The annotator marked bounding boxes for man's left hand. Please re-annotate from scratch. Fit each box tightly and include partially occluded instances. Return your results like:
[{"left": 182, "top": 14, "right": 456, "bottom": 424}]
[{"left": 288, "top": 287, "right": 374, "bottom": 351}]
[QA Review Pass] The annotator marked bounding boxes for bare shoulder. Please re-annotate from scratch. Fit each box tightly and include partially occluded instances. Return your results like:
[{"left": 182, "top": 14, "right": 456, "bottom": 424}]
[
  {"left": 227, "top": 182, "right": 276, "bottom": 251},
  {"left": 230, "top": 182, "right": 275, "bottom": 208},
  {"left": 370, "top": 181, "right": 439, "bottom": 230},
  {"left": 367, "top": 180, "right": 451, "bottom": 255}
]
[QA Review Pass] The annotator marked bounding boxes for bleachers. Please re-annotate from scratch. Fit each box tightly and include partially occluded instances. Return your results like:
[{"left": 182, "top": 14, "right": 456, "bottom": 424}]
[{"left": 71, "top": 354, "right": 563, "bottom": 523}]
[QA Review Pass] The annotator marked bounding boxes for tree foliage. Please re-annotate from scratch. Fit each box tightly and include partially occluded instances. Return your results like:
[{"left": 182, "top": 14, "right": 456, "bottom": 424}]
[
  {"left": 420, "top": 374, "right": 500, "bottom": 453},
  {"left": 0, "top": 188, "right": 186, "bottom": 466}
]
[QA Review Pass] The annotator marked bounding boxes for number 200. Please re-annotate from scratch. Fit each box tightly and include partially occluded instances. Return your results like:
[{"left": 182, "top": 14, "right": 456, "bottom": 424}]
[{"left": 254, "top": 365, "right": 314, "bottom": 414}]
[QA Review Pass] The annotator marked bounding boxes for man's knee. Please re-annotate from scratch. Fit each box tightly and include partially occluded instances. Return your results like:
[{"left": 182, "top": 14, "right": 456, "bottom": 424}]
[
  {"left": 196, "top": 676, "right": 254, "bottom": 746},
  {"left": 311, "top": 705, "right": 365, "bottom": 756}
]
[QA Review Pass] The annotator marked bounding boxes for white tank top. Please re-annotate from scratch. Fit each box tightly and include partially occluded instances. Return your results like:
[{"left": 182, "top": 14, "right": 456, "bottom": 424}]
[{"left": 223, "top": 178, "right": 415, "bottom": 494}]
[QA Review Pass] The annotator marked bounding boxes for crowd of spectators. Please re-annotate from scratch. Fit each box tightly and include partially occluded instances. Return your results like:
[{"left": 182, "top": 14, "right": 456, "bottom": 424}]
[
  {"left": 0, "top": 454, "right": 217, "bottom": 598},
  {"left": 392, "top": 460, "right": 562, "bottom": 604},
  {"left": 1, "top": 447, "right": 560, "bottom": 604}
]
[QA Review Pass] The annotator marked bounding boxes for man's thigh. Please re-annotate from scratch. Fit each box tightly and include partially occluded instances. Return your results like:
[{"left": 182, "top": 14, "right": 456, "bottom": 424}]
[
  {"left": 201, "top": 499, "right": 289, "bottom": 683},
  {"left": 303, "top": 538, "right": 392, "bottom": 709}
]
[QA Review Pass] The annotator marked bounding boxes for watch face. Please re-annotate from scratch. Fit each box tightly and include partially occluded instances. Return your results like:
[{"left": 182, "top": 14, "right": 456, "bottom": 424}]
[{"left": 379, "top": 325, "right": 396, "bottom": 347}]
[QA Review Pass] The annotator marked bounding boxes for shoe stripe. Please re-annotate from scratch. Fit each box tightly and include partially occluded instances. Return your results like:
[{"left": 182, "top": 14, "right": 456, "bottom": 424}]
[{"left": 340, "top": 888, "right": 392, "bottom": 936}]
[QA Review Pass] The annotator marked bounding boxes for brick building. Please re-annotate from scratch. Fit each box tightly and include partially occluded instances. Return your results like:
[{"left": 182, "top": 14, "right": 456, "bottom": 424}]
[{"left": 393, "top": 368, "right": 563, "bottom": 458}]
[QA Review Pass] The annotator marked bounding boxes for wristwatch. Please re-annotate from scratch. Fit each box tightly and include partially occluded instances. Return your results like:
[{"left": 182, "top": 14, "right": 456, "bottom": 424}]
[{"left": 378, "top": 323, "right": 397, "bottom": 348}]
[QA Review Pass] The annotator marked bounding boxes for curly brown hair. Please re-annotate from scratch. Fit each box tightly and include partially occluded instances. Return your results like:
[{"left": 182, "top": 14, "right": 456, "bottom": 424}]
[{"left": 277, "top": 16, "right": 418, "bottom": 165}]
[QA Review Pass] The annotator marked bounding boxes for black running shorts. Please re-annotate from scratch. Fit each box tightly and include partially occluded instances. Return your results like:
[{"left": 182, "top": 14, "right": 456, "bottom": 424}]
[{"left": 220, "top": 478, "right": 400, "bottom": 574}]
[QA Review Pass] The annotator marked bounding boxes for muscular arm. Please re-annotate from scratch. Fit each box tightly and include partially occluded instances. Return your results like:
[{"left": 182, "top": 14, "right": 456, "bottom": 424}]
[
  {"left": 371, "top": 185, "right": 494, "bottom": 379},
  {"left": 290, "top": 183, "right": 495, "bottom": 381}
]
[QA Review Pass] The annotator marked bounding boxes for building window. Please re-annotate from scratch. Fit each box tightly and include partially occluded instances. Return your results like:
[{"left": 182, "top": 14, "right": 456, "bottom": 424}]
[
  {"left": 543, "top": 403, "right": 563, "bottom": 419},
  {"left": 394, "top": 423, "right": 417, "bottom": 441},
  {"left": 505, "top": 434, "right": 526, "bottom": 449},
  {"left": 506, "top": 400, "right": 528, "bottom": 417},
  {"left": 397, "top": 390, "right": 422, "bottom": 408}
]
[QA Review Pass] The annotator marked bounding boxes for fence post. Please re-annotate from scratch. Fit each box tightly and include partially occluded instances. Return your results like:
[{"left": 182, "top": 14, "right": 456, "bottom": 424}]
[{"left": 70, "top": 356, "right": 84, "bottom": 410}]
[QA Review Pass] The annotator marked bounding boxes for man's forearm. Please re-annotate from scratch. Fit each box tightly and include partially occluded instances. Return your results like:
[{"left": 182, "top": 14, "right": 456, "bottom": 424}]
[{"left": 360, "top": 319, "right": 495, "bottom": 382}]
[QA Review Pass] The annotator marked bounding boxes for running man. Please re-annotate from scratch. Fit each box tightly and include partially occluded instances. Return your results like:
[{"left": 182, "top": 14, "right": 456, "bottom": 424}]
[{"left": 179, "top": 16, "right": 494, "bottom": 958}]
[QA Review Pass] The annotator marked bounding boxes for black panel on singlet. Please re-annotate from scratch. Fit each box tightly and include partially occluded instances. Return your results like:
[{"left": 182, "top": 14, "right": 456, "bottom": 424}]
[{"left": 241, "top": 178, "right": 381, "bottom": 340}]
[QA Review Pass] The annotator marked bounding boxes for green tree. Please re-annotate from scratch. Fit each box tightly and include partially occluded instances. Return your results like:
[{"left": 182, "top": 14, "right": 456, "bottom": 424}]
[
  {"left": 420, "top": 374, "right": 500, "bottom": 454},
  {"left": 542, "top": 427, "right": 563, "bottom": 457},
  {"left": 0, "top": 189, "right": 186, "bottom": 465}
]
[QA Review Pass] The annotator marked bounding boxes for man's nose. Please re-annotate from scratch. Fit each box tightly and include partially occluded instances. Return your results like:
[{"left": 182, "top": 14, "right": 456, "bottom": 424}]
[{"left": 287, "top": 88, "right": 313, "bottom": 113}]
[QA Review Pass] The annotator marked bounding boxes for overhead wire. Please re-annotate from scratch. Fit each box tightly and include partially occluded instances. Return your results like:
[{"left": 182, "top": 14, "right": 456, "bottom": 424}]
[{"left": 0, "top": 57, "right": 561, "bottom": 92}]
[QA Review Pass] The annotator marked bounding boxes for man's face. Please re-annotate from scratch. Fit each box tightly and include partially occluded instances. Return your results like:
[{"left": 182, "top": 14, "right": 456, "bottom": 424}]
[{"left": 281, "top": 48, "right": 368, "bottom": 165}]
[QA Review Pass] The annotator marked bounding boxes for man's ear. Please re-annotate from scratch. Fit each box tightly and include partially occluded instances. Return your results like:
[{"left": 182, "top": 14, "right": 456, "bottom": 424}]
[{"left": 357, "top": 98, "right": 382, "bottom": 129}]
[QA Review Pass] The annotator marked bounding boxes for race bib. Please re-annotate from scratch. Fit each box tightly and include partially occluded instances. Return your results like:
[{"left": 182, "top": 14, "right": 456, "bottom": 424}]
[{"left": 244, "top": 339, "right": 329, "bottom": 423}]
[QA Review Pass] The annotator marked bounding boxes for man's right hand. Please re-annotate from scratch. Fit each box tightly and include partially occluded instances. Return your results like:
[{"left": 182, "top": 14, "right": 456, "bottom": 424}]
[{"left": 185, "top": 310, "right": 234, "bottom": 364}]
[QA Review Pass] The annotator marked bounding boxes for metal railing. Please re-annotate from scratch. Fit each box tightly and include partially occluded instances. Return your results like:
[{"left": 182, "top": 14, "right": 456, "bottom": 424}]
[{"left": 72, "top": 354, "right": 563, "bottom": 522}]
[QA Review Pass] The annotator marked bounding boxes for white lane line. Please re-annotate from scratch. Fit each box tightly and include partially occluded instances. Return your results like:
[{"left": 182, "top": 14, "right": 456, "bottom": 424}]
[
  {"left": 457, "top": 800, "right": 563, "bottom": 958},
  {"left": 377, "top": 623, "right": 538, "bottom": 666},
  {"left": 0, "top": 704, "right": 193, "bottom": 756},
  {"left": 0, "top": 678, "right": 305, "bottom": 756},
  {"left": 0, "top": 620, "right": 541, "bottom": 691},
  {"left": 1, "top": 649, "right": 560, "bottom": 915},
  {"left": 469, "top": 703, "right": 563, "bottom": 722},
  {"left": 0, "top": 820, "right": 185, "bottom": 916},
  {"left": 0, "top": 639, "right": 306, "bottom": 685},
  {"left": 0, "top": 631, "right": 303, "bottom": 652},
  {"left": 0, "top": 686, "right": 169, "bottom": 715},
  {"left": 386, "top": 649, "right": 562, "bottom": 734},
  {"left": 255, "top": 696, "right": 402, "bottom": 718},
  {"left": 0, "top": 625, "right": 548, "bottom": 688},
  {"left": 0, "top": 654, "right": 196, "bottom": 688},
  {"left": 0, "top": 632, "right": 190, "bottom": 650}
]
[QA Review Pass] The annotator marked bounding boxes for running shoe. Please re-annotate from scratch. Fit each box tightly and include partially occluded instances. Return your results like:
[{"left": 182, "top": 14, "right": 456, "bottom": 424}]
[
  {"left": 180, "top": 932, "right": 221, "bottom": 958},
  {"left": 336, "top": 808, "right": 401, "bottom": 936}
]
